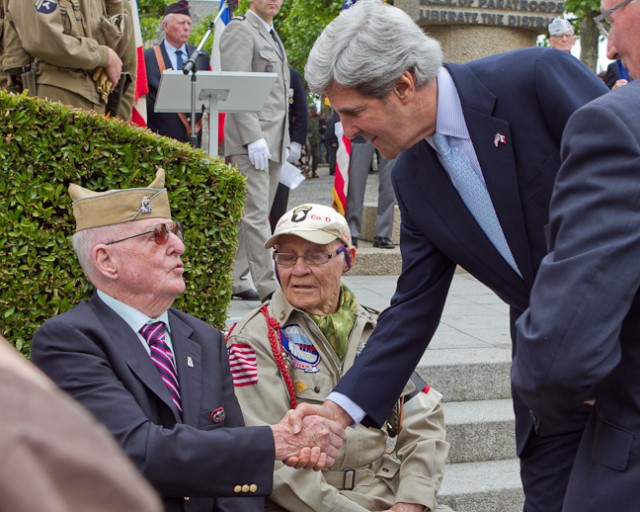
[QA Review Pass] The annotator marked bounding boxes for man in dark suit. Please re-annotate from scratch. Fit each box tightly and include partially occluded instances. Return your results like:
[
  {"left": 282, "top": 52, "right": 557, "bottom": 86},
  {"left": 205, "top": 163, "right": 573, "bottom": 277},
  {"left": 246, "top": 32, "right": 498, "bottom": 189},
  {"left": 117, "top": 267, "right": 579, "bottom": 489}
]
[
  {"left": 30, "top": 169, "right": 345, "bottom": 512},
  {"left": 144, "top": 1, "right": 210, "bottom": 146},
  {"left": 295, "top": 1, "right": 609, "bottom": 511},
  {"left": 512, "top": 1, "right": 640, "bottom": 510}
]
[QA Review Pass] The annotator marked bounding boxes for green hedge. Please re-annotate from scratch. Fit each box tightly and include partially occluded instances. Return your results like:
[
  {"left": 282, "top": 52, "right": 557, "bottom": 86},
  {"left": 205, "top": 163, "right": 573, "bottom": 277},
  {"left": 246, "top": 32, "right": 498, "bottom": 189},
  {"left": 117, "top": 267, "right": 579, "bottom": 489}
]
[{"left": 0, "top": 91, "right": 245, "bottom": 355}]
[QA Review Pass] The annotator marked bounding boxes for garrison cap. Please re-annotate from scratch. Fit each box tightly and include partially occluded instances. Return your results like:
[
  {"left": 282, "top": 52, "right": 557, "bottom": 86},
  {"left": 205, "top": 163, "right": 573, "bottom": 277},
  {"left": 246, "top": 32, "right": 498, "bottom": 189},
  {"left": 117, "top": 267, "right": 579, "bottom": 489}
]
[
  {"left": 164, "top": 1, "right": 190, "bottom": 17},
  {"left": 68, "top": 169, "right": 171, "bottom": 232},
  {"left": 549, "top": 18, "right": 573, "bottom": 36}
]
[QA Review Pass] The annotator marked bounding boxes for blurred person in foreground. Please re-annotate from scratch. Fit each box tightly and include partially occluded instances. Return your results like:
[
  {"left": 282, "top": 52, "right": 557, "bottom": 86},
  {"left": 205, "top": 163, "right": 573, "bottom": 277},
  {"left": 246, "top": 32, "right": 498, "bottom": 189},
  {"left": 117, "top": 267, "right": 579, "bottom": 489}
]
[
  {"left": 0, "top": 334, "right": 162, "bottom": 512},
  {"left": 291, "top": 1, "right": 609, "bottom": 511},
  {"left": 512, "top": 0, "right": 640, "bottom": 510},
  {"left": 30, "top": 169, "right": 345, "bottom": 512},
  {"left": 227, "top": 203, "right": 452, "bottom": 512}
]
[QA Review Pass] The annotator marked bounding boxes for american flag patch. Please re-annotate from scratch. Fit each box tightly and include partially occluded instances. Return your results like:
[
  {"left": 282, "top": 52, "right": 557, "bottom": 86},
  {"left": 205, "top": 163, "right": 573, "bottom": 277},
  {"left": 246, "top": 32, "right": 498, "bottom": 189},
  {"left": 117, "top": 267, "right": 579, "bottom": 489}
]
[{"left": 228, "top": 342, "right": 258, "bottom": 387}]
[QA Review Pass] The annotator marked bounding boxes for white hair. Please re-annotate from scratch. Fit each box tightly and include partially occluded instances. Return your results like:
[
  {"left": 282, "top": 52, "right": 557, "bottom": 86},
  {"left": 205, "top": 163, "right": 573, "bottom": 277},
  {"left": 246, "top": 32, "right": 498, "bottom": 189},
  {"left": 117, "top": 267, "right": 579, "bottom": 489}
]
[
  {"left": 71, "top": 224, "right": 122, "bottom": 282},
  {"left": 305, "top": 0, "right": 442, "bottom": 98}
]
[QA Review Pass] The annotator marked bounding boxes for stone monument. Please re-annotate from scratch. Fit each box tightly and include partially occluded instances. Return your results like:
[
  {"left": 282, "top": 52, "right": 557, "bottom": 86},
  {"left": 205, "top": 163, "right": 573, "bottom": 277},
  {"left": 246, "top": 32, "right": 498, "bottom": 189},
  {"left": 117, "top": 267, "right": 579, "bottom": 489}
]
[{"left": 396, "top": 0, "right": 564, "bottom": 62}]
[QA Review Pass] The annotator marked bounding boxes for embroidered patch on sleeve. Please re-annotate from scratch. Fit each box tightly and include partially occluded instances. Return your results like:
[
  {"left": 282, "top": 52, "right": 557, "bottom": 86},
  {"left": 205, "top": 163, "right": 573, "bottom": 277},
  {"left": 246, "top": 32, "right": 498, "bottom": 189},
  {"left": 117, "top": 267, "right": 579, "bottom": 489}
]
[
  {"left": 228, "top": 342, "right": 258, "bottom": 387},
  {"left": 36, "top": 0, "right": 58, "bottom": 14}
]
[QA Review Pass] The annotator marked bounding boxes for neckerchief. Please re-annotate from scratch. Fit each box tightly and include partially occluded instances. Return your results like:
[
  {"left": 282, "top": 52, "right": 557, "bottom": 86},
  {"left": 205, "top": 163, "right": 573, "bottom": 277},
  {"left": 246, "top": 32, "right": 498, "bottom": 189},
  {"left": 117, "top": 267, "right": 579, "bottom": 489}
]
[{"left": 309, "top": 284, "right": 358, "bottom": 359}]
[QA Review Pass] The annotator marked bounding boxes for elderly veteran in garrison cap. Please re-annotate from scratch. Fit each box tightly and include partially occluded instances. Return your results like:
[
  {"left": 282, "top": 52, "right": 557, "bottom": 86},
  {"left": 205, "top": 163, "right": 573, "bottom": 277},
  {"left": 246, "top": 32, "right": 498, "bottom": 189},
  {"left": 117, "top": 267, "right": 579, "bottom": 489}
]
[
  {"left": 226, "top": 203, "right": 452, "bottom": 512},
  {"left": 548, "top": 17, "right": 577, "bottom": 53},
  {"left": 30, "top": 171, "right": 346, "bottom": 512}
]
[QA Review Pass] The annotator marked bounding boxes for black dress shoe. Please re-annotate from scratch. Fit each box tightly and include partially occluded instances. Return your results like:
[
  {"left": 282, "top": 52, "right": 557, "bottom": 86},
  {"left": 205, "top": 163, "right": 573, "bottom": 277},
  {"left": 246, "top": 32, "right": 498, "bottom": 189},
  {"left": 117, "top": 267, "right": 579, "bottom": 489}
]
[
  {"left": 232, "top": 288, "right": 260, "bottom": 301},
  {"left": 351, "top": 237, "right": 358, "bottom": 248},
  {"left": 373, "top": 236, "right": 395, "bottom": 249}
]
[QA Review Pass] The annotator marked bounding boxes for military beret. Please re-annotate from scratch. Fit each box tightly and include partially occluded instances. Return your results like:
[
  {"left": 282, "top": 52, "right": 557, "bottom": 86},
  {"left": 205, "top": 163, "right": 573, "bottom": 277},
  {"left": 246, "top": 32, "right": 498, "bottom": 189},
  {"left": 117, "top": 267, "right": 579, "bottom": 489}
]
[{"left": 164, "top": 1, "right": 190, "bottom": 17}]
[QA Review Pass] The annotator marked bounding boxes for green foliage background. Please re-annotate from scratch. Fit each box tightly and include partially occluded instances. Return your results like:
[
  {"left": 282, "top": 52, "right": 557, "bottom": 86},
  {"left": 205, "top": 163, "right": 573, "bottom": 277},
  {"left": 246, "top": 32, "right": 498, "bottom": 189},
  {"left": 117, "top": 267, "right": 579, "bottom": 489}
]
[{"left": 0, "top": 91, "right": 245, "bottom": 355}]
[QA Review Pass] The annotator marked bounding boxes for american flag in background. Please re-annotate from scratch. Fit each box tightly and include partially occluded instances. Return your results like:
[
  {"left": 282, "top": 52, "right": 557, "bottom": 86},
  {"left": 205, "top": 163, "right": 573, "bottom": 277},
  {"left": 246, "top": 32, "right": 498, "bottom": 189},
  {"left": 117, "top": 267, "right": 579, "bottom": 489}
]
[
  {"left": 228, "top": 342, "right": 259, "bottom": 387},
  {"left": 130, "top": 0, "right": 149, "bottom": 127},
  {"left": 330, "top": 0, "right": 359, "bottom": 215}
]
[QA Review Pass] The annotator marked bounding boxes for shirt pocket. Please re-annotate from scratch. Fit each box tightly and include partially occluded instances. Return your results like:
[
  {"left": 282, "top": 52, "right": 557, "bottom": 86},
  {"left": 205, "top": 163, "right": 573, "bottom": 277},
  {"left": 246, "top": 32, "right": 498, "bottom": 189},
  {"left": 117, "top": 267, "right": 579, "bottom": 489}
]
[{"left": 59, "top": 0, "right": 87, "bottom": 37}]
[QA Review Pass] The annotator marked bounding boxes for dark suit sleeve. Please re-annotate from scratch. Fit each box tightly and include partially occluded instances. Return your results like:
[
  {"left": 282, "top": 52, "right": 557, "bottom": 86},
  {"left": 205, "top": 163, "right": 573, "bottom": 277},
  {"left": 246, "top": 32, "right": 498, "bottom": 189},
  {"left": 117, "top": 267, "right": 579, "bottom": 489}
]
[
  {"left": 513, "top": 83, "right": 640, "bottom": 435},
  {"left": 288, "top": 67, "right": 308, "bottom": 145},
  {"left": 334, "top": 152, "right": 456, "bottom": 427},
  {"left": 31, "top": 306, "right": 275, "bottom": 500}
]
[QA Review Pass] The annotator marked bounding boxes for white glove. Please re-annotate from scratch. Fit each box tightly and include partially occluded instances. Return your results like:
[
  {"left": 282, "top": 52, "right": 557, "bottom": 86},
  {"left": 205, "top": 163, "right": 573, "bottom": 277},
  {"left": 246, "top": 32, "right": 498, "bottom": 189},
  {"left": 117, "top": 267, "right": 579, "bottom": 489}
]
[
  {"left": 247, "top": 138, "right": 271, "bottom": 171},
  {"left": 287, "top": 142, "right": 302, "bottom": 164}
]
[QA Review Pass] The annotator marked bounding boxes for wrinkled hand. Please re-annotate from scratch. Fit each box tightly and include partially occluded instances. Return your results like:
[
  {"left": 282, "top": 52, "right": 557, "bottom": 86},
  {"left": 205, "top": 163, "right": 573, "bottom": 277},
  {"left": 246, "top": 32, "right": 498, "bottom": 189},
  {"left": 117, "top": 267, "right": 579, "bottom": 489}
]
[
  {"left": 271, "top": 411, "right": 346, "bottom": 471},
  {"left": 105, "top": 47, "right": 123, "bottom": 86},
  {"left": 283, "top": 401, "right": 352, "bottom": 469},
  {"left": 287, "top": 142, "right": 302, "bottom": 164},
  {"left": 248, "top": 138, "right": 271, "bottom": 171}
]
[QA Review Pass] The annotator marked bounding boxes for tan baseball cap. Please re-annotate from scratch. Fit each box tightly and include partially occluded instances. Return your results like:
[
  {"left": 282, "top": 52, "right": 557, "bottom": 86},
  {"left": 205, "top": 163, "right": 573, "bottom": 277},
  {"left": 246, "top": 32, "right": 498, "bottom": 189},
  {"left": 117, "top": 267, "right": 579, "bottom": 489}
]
[
  {"left": 68, "top": 168, "right": 171, "bottom": 232},
  {"left": 265, "top": 203, "right": 352, "bottom": 248}
]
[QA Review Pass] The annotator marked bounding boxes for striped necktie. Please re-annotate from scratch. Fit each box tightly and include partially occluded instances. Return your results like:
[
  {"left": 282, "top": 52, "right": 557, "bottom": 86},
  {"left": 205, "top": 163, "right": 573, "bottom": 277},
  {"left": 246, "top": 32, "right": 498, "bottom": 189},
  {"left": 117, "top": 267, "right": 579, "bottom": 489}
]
[
  {"left": 433, "top": 133, "right": 521, "bottom": 276},
  {"left": 139, "top": 321, "right": 182, "bottom": 415}
]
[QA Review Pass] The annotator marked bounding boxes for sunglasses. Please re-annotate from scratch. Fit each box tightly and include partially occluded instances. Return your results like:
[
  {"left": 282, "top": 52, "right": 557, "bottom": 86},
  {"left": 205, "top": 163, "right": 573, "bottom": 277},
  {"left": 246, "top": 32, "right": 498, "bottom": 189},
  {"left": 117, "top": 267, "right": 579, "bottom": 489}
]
[{"left": 106, "top": 222, "right": 184, "bottom": 246}]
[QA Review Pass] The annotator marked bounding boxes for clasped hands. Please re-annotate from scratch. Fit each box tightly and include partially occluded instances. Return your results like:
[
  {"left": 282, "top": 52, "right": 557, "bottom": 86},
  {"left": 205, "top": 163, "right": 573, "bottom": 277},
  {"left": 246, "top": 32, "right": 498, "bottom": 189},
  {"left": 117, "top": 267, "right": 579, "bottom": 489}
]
[{"left": 271, "top": 400, "right": 352, "bottom": 471}]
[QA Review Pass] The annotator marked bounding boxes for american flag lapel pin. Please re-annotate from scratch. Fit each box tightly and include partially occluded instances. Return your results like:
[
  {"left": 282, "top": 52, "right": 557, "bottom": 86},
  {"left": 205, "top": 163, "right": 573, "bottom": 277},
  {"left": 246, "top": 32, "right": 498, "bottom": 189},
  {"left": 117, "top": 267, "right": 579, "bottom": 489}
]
[{"left": 494, "top": 133, "right": 507, "bottom": 147}]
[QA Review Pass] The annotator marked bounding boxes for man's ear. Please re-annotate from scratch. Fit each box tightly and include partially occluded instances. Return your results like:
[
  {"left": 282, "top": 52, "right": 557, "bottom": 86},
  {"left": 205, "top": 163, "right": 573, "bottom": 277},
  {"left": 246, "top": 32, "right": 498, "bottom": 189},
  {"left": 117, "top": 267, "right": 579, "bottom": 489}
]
[
  {"left": 94, "top": 245, "right": 118, "bottom": 280},
  {"left": 392, "top": 70, "right": 415, "bottom": 102},
  {"left": 343, "top": 246, "right": 357, "bottom": 273}
]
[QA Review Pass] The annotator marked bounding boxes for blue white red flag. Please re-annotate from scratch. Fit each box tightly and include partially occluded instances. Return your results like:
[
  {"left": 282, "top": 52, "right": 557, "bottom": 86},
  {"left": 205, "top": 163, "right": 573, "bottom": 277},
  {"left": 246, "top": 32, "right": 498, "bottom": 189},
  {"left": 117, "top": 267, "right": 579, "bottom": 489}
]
[
  {"left": 130, "top": 0, "right": 148, "bottom": 126},
  {"left": 212, "top": 0, "right": 231, "bottom": 72}
]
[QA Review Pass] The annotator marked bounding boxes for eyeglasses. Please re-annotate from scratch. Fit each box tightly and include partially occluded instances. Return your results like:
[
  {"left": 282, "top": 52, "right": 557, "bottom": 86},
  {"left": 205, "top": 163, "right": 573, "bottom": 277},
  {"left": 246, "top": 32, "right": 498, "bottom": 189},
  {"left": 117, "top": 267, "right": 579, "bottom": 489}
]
[
  {"left": 106, "top": 222, "right": 184, "bottom": 246},
  {"left": 552, "top": 32, "right": 575, "bottom": 38},
  {"left": 594, "top": 0, "right": 634, "bottom": 37},
  {"left": 273, "top": 246, "right": 346, "bottom": 267}
]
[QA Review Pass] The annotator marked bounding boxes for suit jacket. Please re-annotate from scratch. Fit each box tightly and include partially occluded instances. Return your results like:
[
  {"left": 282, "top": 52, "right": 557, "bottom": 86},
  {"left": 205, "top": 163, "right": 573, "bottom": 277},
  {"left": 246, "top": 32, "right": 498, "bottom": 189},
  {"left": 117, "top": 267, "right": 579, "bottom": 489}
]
[
  {"left": 334, "top": 47, "right": 608, "bottom": 454},
  {"left": 144, "top": 42, "right": 210, "bottom": 144},
  {"left": 512, "top": 79, "right": 640, "bottom": 512},
  {"left": 31, "top": 293, "right": 273, "bottom": 512},
  {"left": 220, "top": 10, "right": 289, "bottom": 162}
]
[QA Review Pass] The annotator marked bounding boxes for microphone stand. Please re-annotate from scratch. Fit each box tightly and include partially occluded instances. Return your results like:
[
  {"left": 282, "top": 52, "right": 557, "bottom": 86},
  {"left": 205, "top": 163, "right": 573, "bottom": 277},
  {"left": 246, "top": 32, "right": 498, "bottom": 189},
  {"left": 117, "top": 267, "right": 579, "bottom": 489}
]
[{"left": 182, "top": 0, "right": 230, "bottom": 148}]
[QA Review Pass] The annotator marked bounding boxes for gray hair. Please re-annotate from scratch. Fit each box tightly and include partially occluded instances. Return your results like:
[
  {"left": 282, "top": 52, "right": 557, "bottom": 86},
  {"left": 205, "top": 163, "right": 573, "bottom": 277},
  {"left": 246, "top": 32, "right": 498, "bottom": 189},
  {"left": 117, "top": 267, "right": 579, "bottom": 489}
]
[
  {"left": 305, "top": 0, "right": 443, "bottom": 98},
  {"left": 72, "top": 224, "right": 121, "bottom": 282}
]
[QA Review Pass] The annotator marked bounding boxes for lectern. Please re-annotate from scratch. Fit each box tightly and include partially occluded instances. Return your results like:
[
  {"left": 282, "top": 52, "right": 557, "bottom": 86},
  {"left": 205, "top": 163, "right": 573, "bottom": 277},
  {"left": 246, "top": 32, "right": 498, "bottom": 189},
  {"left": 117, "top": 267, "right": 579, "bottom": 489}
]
[{"left": 154, "top": 70, "right": 277, "bottom": 157}]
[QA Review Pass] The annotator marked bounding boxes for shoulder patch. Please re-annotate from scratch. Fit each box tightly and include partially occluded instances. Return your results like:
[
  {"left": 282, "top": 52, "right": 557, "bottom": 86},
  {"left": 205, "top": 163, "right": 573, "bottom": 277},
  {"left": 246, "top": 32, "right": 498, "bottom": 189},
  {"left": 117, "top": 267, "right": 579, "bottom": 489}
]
[
  {"left": 281, "top": 324, "right": 320, "bottom": 373},
  {"left": 229, "top": 15, "right": 246, "bottom": 22},
  {"left": 35, "top": 0, "right": 58, "bottom": 14}
]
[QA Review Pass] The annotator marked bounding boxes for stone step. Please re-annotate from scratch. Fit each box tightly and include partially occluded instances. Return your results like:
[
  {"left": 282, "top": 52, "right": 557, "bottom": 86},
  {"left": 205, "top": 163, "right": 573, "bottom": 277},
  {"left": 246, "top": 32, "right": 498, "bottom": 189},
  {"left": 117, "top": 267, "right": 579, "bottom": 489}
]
[
  {"left": 438, "top": 459, "right": 524, "bottom": 512},
  {"left": 417, "top": 347, "right": 513, "bottom": 402},
  {"left": 350, "top": 239, "right": 402, "bottom": 276},
  {"left": 360, "top": 202, "right": 401, "bottom": 243},
  {"left": 444, "top": 399, "right": 516, "bottom": 464}
]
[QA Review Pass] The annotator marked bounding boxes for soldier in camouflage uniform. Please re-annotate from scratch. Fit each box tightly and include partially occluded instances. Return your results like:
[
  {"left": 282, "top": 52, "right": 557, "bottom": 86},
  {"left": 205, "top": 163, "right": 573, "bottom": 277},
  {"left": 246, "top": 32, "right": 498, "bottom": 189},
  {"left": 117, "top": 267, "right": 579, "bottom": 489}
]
[{"left": 227, "top": 203, "right": 454, "bottom": 512}]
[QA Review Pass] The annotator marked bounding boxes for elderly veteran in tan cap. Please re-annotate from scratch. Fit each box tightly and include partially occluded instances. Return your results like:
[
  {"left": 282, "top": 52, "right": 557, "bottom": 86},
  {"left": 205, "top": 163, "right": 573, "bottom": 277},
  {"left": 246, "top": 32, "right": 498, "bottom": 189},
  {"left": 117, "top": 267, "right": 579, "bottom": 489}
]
[
  {"left": 227, "top": 203, "right": 453, "bottom": 512},
  {"left": 30, "top": 172, "right": 346, "bottom": 512}
]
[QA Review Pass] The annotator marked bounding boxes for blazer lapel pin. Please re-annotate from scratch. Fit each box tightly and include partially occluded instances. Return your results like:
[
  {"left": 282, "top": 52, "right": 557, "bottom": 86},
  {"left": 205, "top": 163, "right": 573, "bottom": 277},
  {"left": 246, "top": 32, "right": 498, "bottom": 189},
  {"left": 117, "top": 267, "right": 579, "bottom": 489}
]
[
  {"left": 494, "top": 133, "right": 507, "bottom": 147},
  {"left": 187, "top": 356, "right": 194, "bottom": 368}
]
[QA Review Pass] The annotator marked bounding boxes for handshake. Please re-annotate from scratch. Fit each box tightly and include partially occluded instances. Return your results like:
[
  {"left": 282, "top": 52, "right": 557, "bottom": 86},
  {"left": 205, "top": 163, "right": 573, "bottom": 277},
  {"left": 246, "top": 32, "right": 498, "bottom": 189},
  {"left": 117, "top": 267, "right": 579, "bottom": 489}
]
[{"left": 270, "top": 401, "right": 353, "bottom": 470}]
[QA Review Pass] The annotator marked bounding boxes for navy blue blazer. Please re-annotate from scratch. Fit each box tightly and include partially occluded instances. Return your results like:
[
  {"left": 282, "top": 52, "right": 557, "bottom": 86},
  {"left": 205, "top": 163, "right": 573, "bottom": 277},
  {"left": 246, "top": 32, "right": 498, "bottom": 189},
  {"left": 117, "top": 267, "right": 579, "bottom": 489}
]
[
  {"left": 31, "top": 293, "right": 272, "bottom": 512},
  {"left": 144, "top": 42, "right": 211, "bottom": 144},
  {"left": 513, "top": 78, "right": 640, "bottom": 511},
  {"left": 334, "top": 47, "right": 608, "bottom": 454}
]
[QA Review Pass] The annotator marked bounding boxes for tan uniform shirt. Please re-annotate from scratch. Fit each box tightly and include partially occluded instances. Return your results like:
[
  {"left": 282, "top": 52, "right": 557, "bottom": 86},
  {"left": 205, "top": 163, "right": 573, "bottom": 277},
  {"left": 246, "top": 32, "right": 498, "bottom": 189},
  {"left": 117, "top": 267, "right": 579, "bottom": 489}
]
[
  {"left": 227, "top": 289, "right": 451, "bottom": 512},
  {"left": 7, "top": 0, "right": 132, "bottom": 113}
]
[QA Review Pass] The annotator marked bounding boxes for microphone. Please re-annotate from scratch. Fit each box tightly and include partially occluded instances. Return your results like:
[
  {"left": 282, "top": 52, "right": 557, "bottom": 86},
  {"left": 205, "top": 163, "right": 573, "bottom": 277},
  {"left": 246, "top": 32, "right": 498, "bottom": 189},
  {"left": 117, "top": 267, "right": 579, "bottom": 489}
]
[{"left": 182, "top": 49, "right": 201, "bottom": 75}]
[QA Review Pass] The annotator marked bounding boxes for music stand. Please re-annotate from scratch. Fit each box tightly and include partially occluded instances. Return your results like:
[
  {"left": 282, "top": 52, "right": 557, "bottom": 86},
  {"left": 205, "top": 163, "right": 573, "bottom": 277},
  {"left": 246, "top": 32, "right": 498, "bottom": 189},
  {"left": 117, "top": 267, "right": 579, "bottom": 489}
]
[{"left": 154, "top": 70, "right": 277, "bottom": 157}]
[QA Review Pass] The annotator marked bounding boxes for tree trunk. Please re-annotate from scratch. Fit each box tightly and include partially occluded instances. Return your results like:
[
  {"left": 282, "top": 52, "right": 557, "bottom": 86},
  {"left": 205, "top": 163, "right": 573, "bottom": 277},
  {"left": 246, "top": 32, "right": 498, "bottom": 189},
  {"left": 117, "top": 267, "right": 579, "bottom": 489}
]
[{"left": 579, "top": 12, "right": 602, "bottom": 72}]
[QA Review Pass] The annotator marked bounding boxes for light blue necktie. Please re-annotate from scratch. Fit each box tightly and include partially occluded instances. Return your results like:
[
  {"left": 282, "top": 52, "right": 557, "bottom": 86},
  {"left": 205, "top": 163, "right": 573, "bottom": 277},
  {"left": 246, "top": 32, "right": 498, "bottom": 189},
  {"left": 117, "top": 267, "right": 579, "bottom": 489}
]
[
  {"left": 433, "top": 133, "right": 521, "bottom": 276},
  {"left": 175, "top": 49, "right": 184, "bottom": 70}
]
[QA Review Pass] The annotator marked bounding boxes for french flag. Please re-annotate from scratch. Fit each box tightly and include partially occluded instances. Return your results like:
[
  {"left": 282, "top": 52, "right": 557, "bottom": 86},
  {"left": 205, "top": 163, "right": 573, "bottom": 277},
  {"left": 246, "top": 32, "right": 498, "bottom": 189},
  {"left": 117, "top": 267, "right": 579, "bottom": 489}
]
[{"left": 130, "top": 0, "right": 148, "bottom": 127}]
